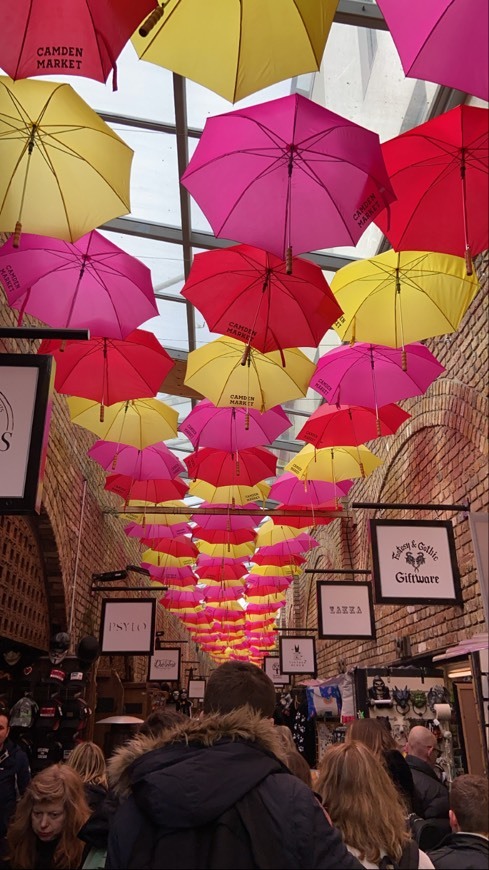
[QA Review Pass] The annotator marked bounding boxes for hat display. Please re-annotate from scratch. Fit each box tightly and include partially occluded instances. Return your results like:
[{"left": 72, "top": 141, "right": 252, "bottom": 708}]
[
  {"left": 9, "top": 695, "right": 39, "bottom": 729},
  {"left": 49, "top": 633, "right": 70, "bottom": 665}
]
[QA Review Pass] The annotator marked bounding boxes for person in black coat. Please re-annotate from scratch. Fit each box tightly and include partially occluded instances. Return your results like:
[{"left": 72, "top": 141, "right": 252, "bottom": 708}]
[
  {"left": 106, "top": 662, "right": 362, "bottom": 870},
  {"left": 405, "top": 726, "right": 451, "bottom": 845},
  {"left": 428, "top": 774, "right": 489, "bottom": 869},
  {"left": 0, "top": 711, "right": 31, "bottom": 846}
]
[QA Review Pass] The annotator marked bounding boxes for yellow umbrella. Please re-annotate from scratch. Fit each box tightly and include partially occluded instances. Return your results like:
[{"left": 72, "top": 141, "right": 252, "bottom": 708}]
[
  {"left": 331, "top": 250, "right": 480, "bottom": 350},
  {"left": 248, "top": 563, "right": 301, "bottom": 577},
  {"left": 286, "top": 443, "right": 382, "bottom": 481},
  {"left": 141, "top": 548, "right": 195, "bottom": 568},
  {"left": 0, "top": 77, "right": 132, "bottom": 244},
  {"left": 124, "top": 501, "right": 191, "bottom": 526},
  {"left": 185, "top": 337, "right": 315, "bottom": 412},
  {"left": 67, "top": 397, "right": 178, "bottom": 448},
  {"left": 133, "top": 0, "right": 337, "bottom": 103},
  {"left": 189, "top": 479, "right": 270, "bottom": 506},
  {"left": 196, "top": 539, "right": 256, "bottom": 559},
  {"left": 255, "top": 519, "right": 303, "bottom": 546}
]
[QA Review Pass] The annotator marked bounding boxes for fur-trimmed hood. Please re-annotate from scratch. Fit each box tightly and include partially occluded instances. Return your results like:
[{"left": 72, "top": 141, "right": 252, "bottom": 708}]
[{"left": 108, "top": 706, "right": 290, "bottom": 829}]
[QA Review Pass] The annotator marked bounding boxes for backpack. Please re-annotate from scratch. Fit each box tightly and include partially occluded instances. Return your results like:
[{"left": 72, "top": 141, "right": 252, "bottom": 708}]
[
  {"left": 407, "top": 812, "right": 443, "bottom": 851},
  {"left": 379, "top": 839, "right": 419, "bottom": 870}
]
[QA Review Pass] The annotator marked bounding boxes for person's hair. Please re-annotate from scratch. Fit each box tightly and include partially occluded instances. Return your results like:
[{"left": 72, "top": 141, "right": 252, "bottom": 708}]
[
  {"left": 316, "top": 741, "right": 410, "bottom": 864},
  {"left": 203, "top": 661, "right": 276, "bottom": 717},
  {"left": 6, "top": 764, "right": 91, "bottom": 870},
  {"left": 274, "top": 726, "right": 312, "bottom": 787},
  {"left": 346, "top": 717, "right": 397, "bottom": 755},
  {"left": 66, "top": 740, "right": 108, "bottom": 788},
  {"left": 0, "top": 709, "right": 10, "bottom": 724},
  {"left": 139, "top": 707, "right": 187, "bottom": 738},
  {"left": 450, "top": 774, "right": 489, "bottom": 833}
]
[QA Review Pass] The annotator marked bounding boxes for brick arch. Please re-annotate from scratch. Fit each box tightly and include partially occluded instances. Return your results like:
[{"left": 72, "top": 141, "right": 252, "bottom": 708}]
[
  {"left": 32, "top": 508, "right": 67, "bottom": 632},
  {"left": 0, "top": 514, "right": 51, "bottom": 650}
]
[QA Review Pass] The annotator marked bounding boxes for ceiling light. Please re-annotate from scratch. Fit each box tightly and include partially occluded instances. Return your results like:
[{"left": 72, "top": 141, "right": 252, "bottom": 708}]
[{"left": 447, "top": 667, "right": 472, "bottom": 679}]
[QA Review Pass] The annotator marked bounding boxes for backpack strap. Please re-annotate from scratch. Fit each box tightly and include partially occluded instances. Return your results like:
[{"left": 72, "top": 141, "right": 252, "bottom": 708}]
[{"left": 398, "top": 838, "right": 419, "bottom": 869}]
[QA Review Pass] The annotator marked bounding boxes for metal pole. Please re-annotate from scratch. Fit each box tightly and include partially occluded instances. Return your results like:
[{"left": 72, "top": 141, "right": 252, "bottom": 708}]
[
  {"left": 110, "top": 506, "right": 344, "bottom": 518},
  {"left": 351, "top": 501, "right": 469, "bottom": 512},
  {"left": 91, "top": 585, "right": 167, "bottom": 592},
  {"left": 0, "top": 327, "right": 90, "bottom": 340},
  {"left": 304, "top": 569, "right": 371, "bottom": 575}
]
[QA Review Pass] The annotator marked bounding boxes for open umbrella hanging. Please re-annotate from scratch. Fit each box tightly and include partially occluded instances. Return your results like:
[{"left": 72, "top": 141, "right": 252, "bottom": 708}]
[
  {"left": 104, "top": 475, "right": 188, "bottom": 504},
  {"left": 296, "top": 403, "right": 410, "bottom": 448},
  {"left": 88, "top": 440, "right": 185, "bottom": 478},
  {"left": 191, "top": 504, "right": 261, "bottom": 531},
  {"left": 185, "top": 446, "right": 277, "bottom": 487},
  {"left": 180, "top": 400, "right": 290, "bottom": 450},
  {"left": 67, "top": 397, "right": 179, "bottom": 447},
  {"left": 374, "top": 105, "right": 489, "bottom": 274},
  {"left": 0, "top": 77, "right": 133, "bottom": 245},
  {"left": 196, "top": 539, "right": 256, "bottom": 560},
  {"left": 270, "top": 507, "right": 341, "bottom": 529},
  {"left": 0, "top": 231, "right": 158, "bottom": 338},
  {"left": 285, "top": 443, "right": 383, "bottom": 482},
  {"left": 133, "top": 0, "right": 338, "bottom": 103},
  {"left": 188, "top": 479, "right": 270, "bottom": 506},
  {"left": 269, "top": 472, "right": 353, "bottom": 505},
  {"left": 181, "top": 93, "right": 395, "bottom": 265},
  {"left": 192, "top": 526, "right": 256, "bottom": 546},
  {"left": 124, "top": 521, "right": 191, "bottom": 540}
]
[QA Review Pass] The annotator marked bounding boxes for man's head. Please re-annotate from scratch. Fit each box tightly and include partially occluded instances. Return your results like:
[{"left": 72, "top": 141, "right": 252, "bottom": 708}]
[
  {"left": 407, "top": 725, "right": 438, "bottom": 767},
  {"left": 203, "top": 661, "right": 276, "bottom": 718},
  {"left": 449, "top": 774, "right": 489, "bottom": 835},
  {"left": 0, "top": 712, "right": 10, "bottom": 750}
]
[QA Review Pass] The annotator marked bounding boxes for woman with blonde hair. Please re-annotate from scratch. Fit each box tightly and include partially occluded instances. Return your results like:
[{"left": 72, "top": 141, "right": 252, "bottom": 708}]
[
  {"left": 66, "top": 742, "right": 108, "bottom": 811},
  {"left": 5, "top": 763, "right": 90, "bottom": 869},
  {"left": 274, "top": 725, "right": 313, "bottom": 787},
  {"left": 316, "top": 741, "right": 434, "bottom": 869}
]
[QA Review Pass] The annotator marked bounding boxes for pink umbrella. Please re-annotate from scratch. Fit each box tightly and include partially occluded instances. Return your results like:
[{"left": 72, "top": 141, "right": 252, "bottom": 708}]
[
  {"left": 191, "top": 503, "right": 261, "bottom": 530},
  {"left": 195, "top": 563, "right": 247, "bottom": 583},
  {"left": 124, "top": 521, "right": 191, "bottom": 539},
  {"left": 254, "top": 534, "right": 318, "bottom": 558},
  {"left": 196, "top": 554, "right": 249, "bottom": 569},
  {"left": 105, "top": 475, "right": 188, "bottom": 503},
  {"left": 0, "top": 231, "right": 158, "bottom": 338},
  {"left": 141, "top": 563, "right": 196, "bottom": 582},
  {"left": 88, "top": 440, "right": 185, "bottom": 478},
  {"left": 377, "top": 0, "right": 488, "bottom": 102},
  {"left": 181, "top": 93, "right": 395, "bottom": 263},
  {"left": 245, "top": 575, "right": 291, "bottom": 593},
  {"left": 310, "top": 342, "right": 445, "bottom": 413},
  {"left": 180, "top": 400, "right": 291, "bottom": 450},
  {"left": 203, "top": 586, "right": 245, "bottom": 603},
  {"left": 269, "top": 472, "right": 353, "bottom": 506}
]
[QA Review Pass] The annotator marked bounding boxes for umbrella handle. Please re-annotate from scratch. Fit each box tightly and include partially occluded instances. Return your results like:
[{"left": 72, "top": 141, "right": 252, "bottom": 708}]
[
  {"left": 401, "top": 349, "right": 407, "bottom": 372},
  {"left": 12, "top": 221, "right": 22, "bottom": 249},
  {"left": 285, "top": 246, "right": 293, "bottom": 275},
  {"left": 139, "top": 4, "right": 165, "bottom": 36},
  {"left": 465, "top": 246, "right": 473, "bottom": 276},
  {"left": 100, "top": 402, "right": 105, "bottom": 423}
]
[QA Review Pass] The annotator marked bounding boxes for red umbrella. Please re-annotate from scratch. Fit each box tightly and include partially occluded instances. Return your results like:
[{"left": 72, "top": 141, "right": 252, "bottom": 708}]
[
  {"left": 38, "top": 330, "right": 174, "bottom": 420},
  {"left": 104, "top": 475, "right": 188, "bottom": 503},
  {"left": 1, "top": 0, "right": 157, "bottom": 87},
  {"left": 271, "top": 505, "right": 342, "bottom": 528},
  {"left": 185, "top": 446, "right": 277, "bottom": 487},
  {"left": 251, "top": 553, "right": 306, "bottom": 567},
  {"left": 192, "top": 527, "right": 257, "bottom": 546},
  {"left": 375, "top": 105, "right": 488, "bottom": 274},
  {"left": 191, "top": 504, "right": 261, "bottom": 531},
  {"left": 297, "top": 403, "right": 410, "bottom": 448},
  {"left": 181, "top": 244, "right": 342, "bottom": 354},
  {"left": 195, "top": 563, "right": 247, "bottom": 583},
  {"left": 141, "top": 537, "right": 198, "bottom": 559}
]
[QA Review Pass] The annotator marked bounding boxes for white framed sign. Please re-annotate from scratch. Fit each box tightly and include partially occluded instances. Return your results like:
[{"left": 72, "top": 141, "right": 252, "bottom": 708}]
[
  {"left": 0, "top": 354, "right": 54, "bottom": 514},
  {"left": 100, "top": 599, "right": 156, "bottom": 654},
  {"left": 469, "top": 513, "right": 488, "bottom": 628},
  {"left": 148, "top": 647, "right": 181, "bottom": 682},
  {"left": 188, "top": 678, "right": 206, "bottom": 699},
  {"left": 263, "top": 655, "right": 287, "bottom": 686},
  {"left": 317, "top": 581, "right": 376, "bottom": 639},
  {"left": 370, "top": 519, "right": 462, "bottom": 605},
  {"left": 279, "top": 636, "right": 317, "bottom": 676}
]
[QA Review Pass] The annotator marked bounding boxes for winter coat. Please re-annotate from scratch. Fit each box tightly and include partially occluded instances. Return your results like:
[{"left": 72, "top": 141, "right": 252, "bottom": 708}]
[
  {"left": 428, "top": 832, "right": 489, "bottom": 869},
  {"left": 106, "top": 707, "right": 363, "bottom": 870},
  {"left": 405, "top": 756, "right": 450, "bottom": 847},
  {"left": 383, "top": 749, "right": 421, "bottom": 814},
  {"left": 0, "top": 740, "right": 31, "bottom": 838}
]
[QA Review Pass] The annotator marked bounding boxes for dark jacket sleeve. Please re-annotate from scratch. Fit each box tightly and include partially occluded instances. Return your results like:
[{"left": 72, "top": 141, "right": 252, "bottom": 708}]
[
  {"left": 14, "top": 747, "right": 31, "bottom": 796},
  {"left": 106, "top": 796, "right": 144, "bottom": 870}
]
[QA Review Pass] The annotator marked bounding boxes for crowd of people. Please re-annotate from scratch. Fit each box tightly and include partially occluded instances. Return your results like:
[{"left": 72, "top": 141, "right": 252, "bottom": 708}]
[{"left": 0, "top": 662, "right": 487, "bottom": 870}]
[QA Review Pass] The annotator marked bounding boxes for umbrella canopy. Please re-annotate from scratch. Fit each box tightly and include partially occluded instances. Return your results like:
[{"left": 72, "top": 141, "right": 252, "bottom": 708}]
[
  {"left": 188, "top": 479, "right": 270, "bottom": 506},
  {"left": 376, "top": 0, "right": 488, "bottom": 102},
  {"left": 185, "top": 446, "right": 277, "bottom": 487},
  {"left": 310, "top": 343, "right": 445, "bottom": 416},
  {"left": 105, "top": 475, "right": 188, "bottom": 503},
  {"left": 1, "top": 0, "right": 157, "bottom": 86},
  {"left": 67, "top": 397, "right": 178, "bottom": 447},
  {"left": 251, "top": 553, "right": 305, "bottom": 568},
  {"left": 195, "top": 563, "right": 247, "bottom": 583},
  {"left": 196, "top": 540, "right": 256, "bottom": 560},
  {"left": 245, "top": 575, "right": 292, "bottom": 593},
  {"left": 126, "top": 501, "right": 191, "bottom": 526},
  {"left": 38, "top": 331, "right": 174, "bottom": 419},
  {"left": 124, "top": 521, "right": 191, "bottom": 539},
  {"left": 185, "top": 337, "right": 315, "bottom": 412},
  {"left": 181, "top": 93, "right": 395, "bottom": 261},
  {"left": 142, "top": 538, "right": 198, "bottom": 559},
  {"left": 132, "top": 0, "right": 337, "bottom": 103},
  {"left": 181, "top": 244, "right": 342, "bottom": 354},
  {"left": 330, "top": 250, "right": 480, "bottom": 348},
  {"left": 374, "top": 105, "right": 489, "bottom": 272},
  {"left": 142, "top": 548, "right": 196, "bottom": 568},
  {"left": 247, "top": 563, "right": 300, "bottom": 578},
  {"left": 286, "top": 444, "right": 382, "bottom": 481},
  {"left": 297, "top": 403, "right": 410, "bottom": 448},
  {"left": 269, "top": 472, "right": 353, "bottom": 505},
  {"left": 180, "top": 400, "right": 290, "bottom": 451},
  {"left": 192, "top": 526, "right": 256, "bottom": 545},
  {"left": 191, "top": 504, "right": 260, "bottom": 531},
  {"left": 0, "top": 77, "right": 132, "bottom": 243},
  {"left": 141, "top": 563, "right": 195, "bottom": 582},
  {"left": 254, "top": 534, "right": 318, "bottom": 557},
  {"left": 0, "top": 231, "right": 158, "bottom": 338},
  {"left": 270, "top": 506, "right": 341, "bottom": 528},
  {"left": 88, "top": 440, "right": 185, "bottom": 479}
]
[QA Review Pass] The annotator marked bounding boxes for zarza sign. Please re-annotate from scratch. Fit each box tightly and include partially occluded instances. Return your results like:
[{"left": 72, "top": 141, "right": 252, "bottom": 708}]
[{"left": 370, "top": 520, "right": 462, "bottom": 605}]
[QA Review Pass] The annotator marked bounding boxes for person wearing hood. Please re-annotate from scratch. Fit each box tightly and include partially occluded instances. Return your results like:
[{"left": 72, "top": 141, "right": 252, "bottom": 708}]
[{"left": 106, "top": 661, "right": 362, "bottom": 870}]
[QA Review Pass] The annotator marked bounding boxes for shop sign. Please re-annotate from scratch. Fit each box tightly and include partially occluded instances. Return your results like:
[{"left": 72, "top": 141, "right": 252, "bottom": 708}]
[
  {"left": 370, "top": 519, "right": 462, "bottom": 605},
  {"left": 0, "top": 354, "right": 54, "bottom": 515},
  {"left": 468, "top": 513, "right": 488, "bottom": 627},
  {"left": 263, "top": 655, "right": 287, "bottom": 685},
  {"left": 317, "top": 581, "right": 376, "bottom": 639},
  {"left": 279, "top": 636, "right": 317, "bottom": 676},
  {"left": 148, "top": 647, "right": 181, "bottom": 682},
  {"left": 100, "top": 599, "right": 156, "bottom": 654},
  {"left": 188, "top": 678, "right": 206, "bottom": 699}
]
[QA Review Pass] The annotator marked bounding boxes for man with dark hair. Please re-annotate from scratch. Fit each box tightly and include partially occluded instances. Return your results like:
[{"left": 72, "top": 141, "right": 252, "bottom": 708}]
[
  {"left": 106, "top": 662, "right": 362, "bottom": 869},
  {"left": 428, "top": 774, "right": 489, "bottom": 869}
]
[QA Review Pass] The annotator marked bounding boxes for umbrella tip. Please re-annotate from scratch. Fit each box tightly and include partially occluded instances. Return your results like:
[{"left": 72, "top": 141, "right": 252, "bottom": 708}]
[
  {"left": 139, "top": 4, "right": 165, "bottom": 37},
  {"left": 12, "top": 221, "right": 22, "bottom": 249}
]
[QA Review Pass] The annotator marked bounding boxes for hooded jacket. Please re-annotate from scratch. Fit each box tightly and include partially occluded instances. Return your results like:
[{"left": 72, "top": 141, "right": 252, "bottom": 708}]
[
  {"left": 405, "top": 756, "right": 450, "bottom": 847},
  {"left": 106, "top": 707, "right": 362, "bottom": 870},
  {"left": 428, "top": 832, "right": 489, "bottom": 869},
  {"left": 0, "top": 739, "right": 31, "bottom": 838}
]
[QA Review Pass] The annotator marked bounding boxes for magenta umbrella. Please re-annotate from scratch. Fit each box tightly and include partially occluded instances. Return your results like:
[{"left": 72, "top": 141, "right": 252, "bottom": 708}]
[
  {"left": 310, "top": 343, "right": 445, "bottom": 415},
  {"left": 0, "top": 231, "right": 158, "bottom": 339},
  {"left": 180, "top": 400, "right": 290, "bottom": 451},
  {"left": 191, "top": 503, "right": 261, "bottom": 531},
  {"left": 254, "top": 534, "right": 319, "bottom": 557},
  {"left": 377, "top": 0, "right": 488, "bottom": 102},
  {"left": 124, "top": 521, "right": 191, "bottom": 539},
  {"left": 181, "top": 93, "right": 395, "bottom": 263},
  {"left": 88, "top": 440, "right": 185, "bottom": 478},
  {"left": 141, "top": 563, "right": 196, "bottom": 582},
  {"left": 269, "top": 472, "right": 353, "bottom": 506}
]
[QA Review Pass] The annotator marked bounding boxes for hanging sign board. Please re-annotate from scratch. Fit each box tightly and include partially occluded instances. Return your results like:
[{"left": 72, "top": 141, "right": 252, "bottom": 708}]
[
  {"left": 148, "top": 647, "right": 181, "bottom": 682},
  {"left": 188, "top": 678, "right": 206, "bottom": 699},
  {"left": 263, "top": 655, "right": 287, "bottom": 685},
  {"left": 317, "top": 581, "right": 376, "bottom": 639},
  {"left": 370, "top": 519, "right": 462, "bottom": 605},
  {"left": 279, "top": 636, "right": 317, "bottom": 676},
  {"left": 100, "top": 599, "right": 156, "bottom": 654},
  {"left": 0, "top": 354, "right": 54, "bottom": 515},
  {"left": 468, "top": 513, "right": 488, "bottom": 628}
]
